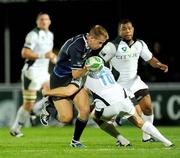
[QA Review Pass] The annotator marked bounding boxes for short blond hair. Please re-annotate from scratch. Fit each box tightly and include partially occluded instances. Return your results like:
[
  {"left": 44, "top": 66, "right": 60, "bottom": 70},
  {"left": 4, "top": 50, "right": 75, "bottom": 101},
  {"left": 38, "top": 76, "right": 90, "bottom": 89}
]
[{"left": 89, "top": 25, "right": 109, "bottom": 40}]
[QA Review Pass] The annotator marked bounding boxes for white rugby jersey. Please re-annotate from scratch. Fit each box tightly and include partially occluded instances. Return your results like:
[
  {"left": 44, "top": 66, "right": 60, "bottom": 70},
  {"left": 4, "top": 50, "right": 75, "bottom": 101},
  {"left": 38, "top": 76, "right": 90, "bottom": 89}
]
[
  {"left": 99, "top": 39, "right": 152, "bottom": 83},
  {"left": 23, "top": 28, "right": 54, "bottom": 71},
  {"left": 85, "top": 67, "right": 126, "bottom": 105}
]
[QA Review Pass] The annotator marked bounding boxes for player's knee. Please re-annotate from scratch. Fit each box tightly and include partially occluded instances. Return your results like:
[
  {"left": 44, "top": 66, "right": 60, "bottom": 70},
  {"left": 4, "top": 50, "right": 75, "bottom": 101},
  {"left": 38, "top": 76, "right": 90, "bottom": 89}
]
[
  {"left": 79, "top": 112, "right": 90, "bottom": 120},
  {"left": 23, "top": 102, "right": 34, "bottom": 111},
  {"left": 77, "top": 111, "right": 89, "bottom": 121},
  {"left": 142, "top": 107, "right": 153, "bottom": 115},
  {"left": 79, "top": 107, "right": 90, "bottom": 118},
  {"left": 59, "top": 114, "right": 73, "bottom": 123}
]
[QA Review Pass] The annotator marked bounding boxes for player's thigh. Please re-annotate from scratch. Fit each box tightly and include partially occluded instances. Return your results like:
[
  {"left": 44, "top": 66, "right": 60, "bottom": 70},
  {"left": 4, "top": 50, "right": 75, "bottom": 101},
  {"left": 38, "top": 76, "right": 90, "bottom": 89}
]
[
  {"left": 119, "top": 98, "right": 136, "bottom": 119},
  {"left": 54, "top": 99, "right": 73, "bottom": 122},
  {"left": 73, "top": 88, "right": 90, "bottom": 114}
]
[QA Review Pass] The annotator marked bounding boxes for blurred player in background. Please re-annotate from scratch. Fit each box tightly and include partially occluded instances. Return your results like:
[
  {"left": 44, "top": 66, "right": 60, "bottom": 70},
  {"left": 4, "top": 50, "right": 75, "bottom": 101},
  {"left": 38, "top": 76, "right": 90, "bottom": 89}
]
[
  {"left": 10, "top": 12, "right": 57, "bottom": 137},
  {"left": 99, "top": 19, "right": 168, "bottom": 142}
]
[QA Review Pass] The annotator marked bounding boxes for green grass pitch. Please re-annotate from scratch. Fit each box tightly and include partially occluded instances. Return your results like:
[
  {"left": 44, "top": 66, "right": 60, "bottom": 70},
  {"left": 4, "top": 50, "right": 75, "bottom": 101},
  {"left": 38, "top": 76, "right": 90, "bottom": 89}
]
[{"left": 0, "top": 126, "right": 179, "bottom": 158}]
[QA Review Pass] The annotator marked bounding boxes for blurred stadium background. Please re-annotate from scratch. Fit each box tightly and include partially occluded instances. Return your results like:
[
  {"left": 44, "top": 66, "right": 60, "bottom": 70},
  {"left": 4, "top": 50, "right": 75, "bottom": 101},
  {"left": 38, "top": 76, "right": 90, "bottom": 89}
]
[{"left": 0, "top": 0, "right": 179, "bottom": 127}]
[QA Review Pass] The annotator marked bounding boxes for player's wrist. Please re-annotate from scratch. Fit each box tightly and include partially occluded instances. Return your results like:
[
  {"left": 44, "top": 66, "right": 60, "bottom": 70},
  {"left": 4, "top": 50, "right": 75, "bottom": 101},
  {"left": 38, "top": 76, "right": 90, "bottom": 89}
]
[{"left": 156, "top": 62, "right": 162, "bottom": 68}]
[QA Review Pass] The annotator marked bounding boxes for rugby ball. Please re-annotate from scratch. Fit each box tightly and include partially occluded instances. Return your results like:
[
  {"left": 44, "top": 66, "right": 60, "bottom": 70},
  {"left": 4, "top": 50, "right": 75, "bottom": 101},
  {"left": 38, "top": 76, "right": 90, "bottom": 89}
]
[{"left": 85, "top": 56, "right": 104, "bottom": 72}]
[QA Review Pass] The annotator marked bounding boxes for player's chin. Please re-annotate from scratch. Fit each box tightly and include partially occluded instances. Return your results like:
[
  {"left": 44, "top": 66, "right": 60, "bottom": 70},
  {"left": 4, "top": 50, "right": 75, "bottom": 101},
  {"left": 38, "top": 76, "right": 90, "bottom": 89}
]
[{"left": 124, "top": 36, "right": 132, "bottom": 41}]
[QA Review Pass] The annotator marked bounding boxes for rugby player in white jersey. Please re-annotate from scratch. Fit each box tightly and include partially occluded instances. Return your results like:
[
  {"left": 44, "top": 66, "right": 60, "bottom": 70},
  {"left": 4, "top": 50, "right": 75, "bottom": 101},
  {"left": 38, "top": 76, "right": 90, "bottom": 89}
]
[
  {"left": 99, "top": 19, "right": 168, "bottom": 142},
  {"left": 10, "top": 12, "right": 57, "bottom": 137},
  {"left": 84, "top": 56, "right": 174, "bottom": 147}
]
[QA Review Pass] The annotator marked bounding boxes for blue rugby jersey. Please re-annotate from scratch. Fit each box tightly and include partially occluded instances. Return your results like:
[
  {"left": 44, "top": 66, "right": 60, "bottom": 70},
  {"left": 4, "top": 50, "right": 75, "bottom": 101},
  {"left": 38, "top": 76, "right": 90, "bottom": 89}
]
[{"left": 54, "top": 34, "right": 92, "bottom": 77}]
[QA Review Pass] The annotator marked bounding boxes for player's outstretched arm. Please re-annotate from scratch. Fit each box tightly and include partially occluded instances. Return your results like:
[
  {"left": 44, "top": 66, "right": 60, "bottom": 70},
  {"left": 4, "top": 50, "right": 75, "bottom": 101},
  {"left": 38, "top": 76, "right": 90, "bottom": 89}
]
[{"left": 148, "top": 56, "right": 168, "bottom": 73}]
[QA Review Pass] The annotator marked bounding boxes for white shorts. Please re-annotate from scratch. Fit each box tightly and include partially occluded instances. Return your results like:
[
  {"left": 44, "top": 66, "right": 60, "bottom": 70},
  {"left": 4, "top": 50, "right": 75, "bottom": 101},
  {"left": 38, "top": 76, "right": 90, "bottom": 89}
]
[
  {"left": 21, "top": 68, "right": 50, "bottom": 91},
  {"left": 95, "top": 97, "right": 136, "bottom": 120},
  {"left": 112, "top": 98, "right": 136, "bottom": 119},
  {"left": 120, "top": 75, "right": 148, "bottom": 94}
]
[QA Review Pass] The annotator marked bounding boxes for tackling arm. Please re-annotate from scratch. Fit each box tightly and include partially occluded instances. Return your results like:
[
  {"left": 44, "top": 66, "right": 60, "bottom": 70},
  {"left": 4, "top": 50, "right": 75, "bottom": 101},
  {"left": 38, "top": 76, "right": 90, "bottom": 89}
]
[{"left": 42, "top": 84, "right": 79, "bottom": 97}]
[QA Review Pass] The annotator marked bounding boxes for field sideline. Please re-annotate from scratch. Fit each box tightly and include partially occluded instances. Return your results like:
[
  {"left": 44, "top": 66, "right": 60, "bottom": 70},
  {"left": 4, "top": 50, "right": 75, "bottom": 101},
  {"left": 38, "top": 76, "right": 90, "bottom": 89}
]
[{"left": 0, "top": 126, "right": 179, "bottom": 158}]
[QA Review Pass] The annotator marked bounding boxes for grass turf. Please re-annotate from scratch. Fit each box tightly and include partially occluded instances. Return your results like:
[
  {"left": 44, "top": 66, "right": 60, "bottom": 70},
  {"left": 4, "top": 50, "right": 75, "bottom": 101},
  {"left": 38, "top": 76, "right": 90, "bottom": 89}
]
[{"left": 0, "top": 126, "right": 179, "bottom": 158}]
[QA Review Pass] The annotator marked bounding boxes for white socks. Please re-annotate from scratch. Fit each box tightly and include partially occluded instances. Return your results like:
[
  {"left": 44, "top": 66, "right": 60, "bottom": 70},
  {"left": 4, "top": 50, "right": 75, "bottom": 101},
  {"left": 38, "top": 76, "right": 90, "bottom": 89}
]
[
  {"left": 141, "top": 113, "right": 154, "bottom": 140},
  {"left": 141, "top": 121, "right": 172, "bottom": 147},
  {"left": 11, "top": 106, "right": 30, "bottom": 131}
]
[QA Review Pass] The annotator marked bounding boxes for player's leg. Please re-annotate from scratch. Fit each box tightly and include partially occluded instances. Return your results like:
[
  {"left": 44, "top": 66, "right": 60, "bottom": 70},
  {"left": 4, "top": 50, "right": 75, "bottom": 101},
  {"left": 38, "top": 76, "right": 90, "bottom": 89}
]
[
  {"left": 93, "top": 117, "right": 131, "bottom": 147},
  {"left": 131, "top": 76, "right": 155, "bottom": 141},
  {"left": 92, "top": 98, "right": 131, "bottom": 147},
  {"left": 10, "top": 72, "right": 41, "bottom": 137},
  {"left": 138, "top": 94, "right": 154, "bottom": 141},
  {"left": 128, "top": 111, "right": 174, "bottom": 147},
  {"left": 70, "top": 88, "right": 90, "bottom": 147},
  {"left": 10, "top": 90, "right": 36, "bottom": 137},
  {"left": 30, "top": 81, "right": 50, "bottom": 124},
  {"left": 53, "top": 99, "right": 73, "bottom": 123},
  {"left": 39, "top": 72, "right": 78, "bottom": 126},
  {"left": 39, "top": 84, "right": 80, "bottom": 126}
]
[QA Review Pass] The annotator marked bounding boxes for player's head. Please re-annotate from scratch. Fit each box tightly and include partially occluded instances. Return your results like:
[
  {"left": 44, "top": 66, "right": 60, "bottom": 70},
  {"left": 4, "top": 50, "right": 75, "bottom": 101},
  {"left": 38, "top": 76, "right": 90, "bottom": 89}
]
[
  {"left": 36, "top": 12, "right": 51, "bottom": 31},
  {"left": 86, "top": 25, "right": 109, "bottom": 50},
  {"left": 85, "top": 56, "right": 104, "bottom": 72},
  {"left": 118, "top": 19, "right": 134, "bottom": 41}
]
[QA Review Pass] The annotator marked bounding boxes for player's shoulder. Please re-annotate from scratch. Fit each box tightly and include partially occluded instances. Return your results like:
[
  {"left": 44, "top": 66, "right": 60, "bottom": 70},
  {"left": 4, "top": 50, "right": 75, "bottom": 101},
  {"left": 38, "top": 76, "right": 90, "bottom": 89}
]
[
  {"left": 27, "top": 28, "right": 40, "bottom": 38},
  {"left": 30, "top": 27, "right": 41, "bottom": 34},
  {"left": 106, "top": 37, "right": 123, "bottom": 51},
  {"left": 73, "top": 34, "right": 85, "bottom": 44},
  {"left": 135, "top": 39, "right": 147, "bottom": 46},
  {"left": 111, "top": 37, "right": 122, "bottom": 45},
  {"left": 48, "top": 30, "right": 54, "bottom": 36},
  {"left": 70, "top": 34, "right": 85, "bottom": 48}
]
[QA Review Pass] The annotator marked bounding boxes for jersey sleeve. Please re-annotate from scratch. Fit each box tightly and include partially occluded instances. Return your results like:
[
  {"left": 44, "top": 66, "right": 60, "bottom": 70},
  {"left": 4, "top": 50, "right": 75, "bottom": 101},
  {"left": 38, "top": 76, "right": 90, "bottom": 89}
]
[
  {"left": 23, "top": 31, "right": 38, "bottom": 50},
  {"left": 99, "top": 42, "right": 117, "bottom": 62},
  {"left": 139, "top": 40, "right": 153, "bottom": 61}
]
